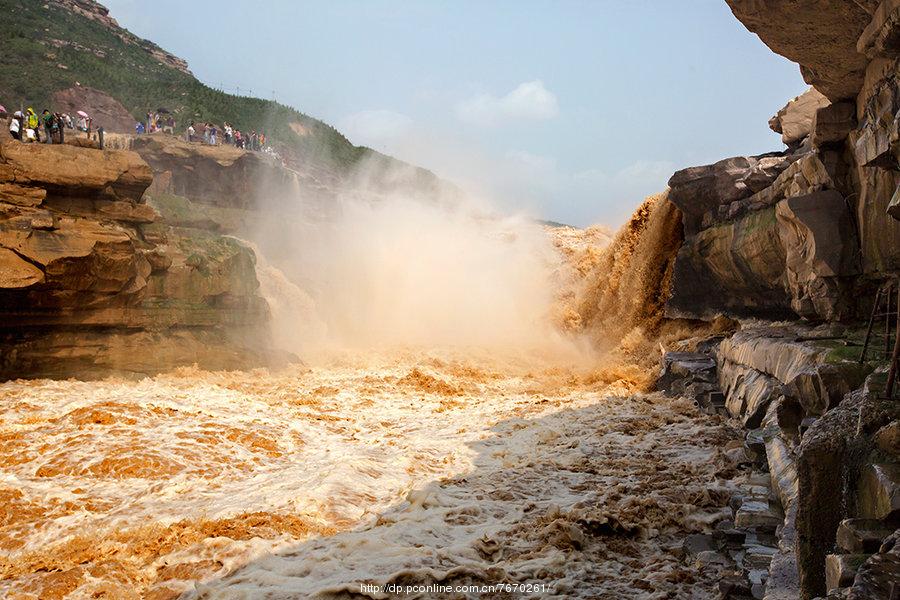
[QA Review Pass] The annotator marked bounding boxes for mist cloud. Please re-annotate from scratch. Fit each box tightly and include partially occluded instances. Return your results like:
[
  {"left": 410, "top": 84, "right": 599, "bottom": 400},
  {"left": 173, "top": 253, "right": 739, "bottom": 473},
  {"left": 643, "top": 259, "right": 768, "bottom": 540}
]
[
  {"left": 456, "top": 80, "right": 559, "bottom": 126},
  {"left": 340, "top": 109, "right": 414, "bottom": 146}
]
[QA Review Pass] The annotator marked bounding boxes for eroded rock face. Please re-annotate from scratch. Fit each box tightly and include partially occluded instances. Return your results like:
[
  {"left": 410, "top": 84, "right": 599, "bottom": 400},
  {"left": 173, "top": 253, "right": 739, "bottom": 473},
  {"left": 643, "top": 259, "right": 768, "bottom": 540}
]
[
  {"left": 775, "top": 191, "right": 860, "bottom": 319},
  {"left": 846, "top": 530, "right": 900, "bottom": 600},
  {"left": 667, "top": 189, "right": 859, "bottom": 321},
  {"left": 667, "top": 156, "right": 757, "bottom": 236},
  {"left": 812, "top": 101, "right": 857, "bottom": 147},
  {"left": 667, "top": 208, "right": 793, "bottom": 320},
  {"left": 724, "top": 0, "right": 900, "bottom": 281},
  {"left": 725, "top": 0, "right": 871, "bottom": 101},
  {"left": 0, "top": 141, "right": 277, "bottom": 379},
  {"left": 769, "top": 88, "right": 831, "bottom": 146}
]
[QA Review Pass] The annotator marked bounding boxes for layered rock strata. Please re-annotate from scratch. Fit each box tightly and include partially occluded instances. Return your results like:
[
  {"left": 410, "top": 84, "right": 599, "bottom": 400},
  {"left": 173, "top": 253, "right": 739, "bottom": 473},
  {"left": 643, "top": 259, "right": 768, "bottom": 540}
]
[
  {"left": 659, "top": 324, "right": 898, "bottom": 600},
  {"left": 0, "top": 141, "right": 280, "bottom": 378},
  {"left": 666, "top": 2, "right": 900, "bottom": 323}
]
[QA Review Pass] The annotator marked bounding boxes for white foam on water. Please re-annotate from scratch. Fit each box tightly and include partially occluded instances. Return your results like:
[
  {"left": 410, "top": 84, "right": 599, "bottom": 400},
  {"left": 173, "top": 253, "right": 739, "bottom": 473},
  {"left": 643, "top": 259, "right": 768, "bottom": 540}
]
[{"left": 0, "top": 351, "right": 738, "bottom": 599}]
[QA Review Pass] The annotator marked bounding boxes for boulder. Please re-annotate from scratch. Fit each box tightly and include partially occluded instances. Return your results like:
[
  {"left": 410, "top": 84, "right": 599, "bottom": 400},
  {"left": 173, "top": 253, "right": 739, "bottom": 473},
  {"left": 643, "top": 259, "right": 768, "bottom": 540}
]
[
  {"left": 857, "top": 463, "right": 900, "bottom": 521},
  {"left": 836, "top": 519, "right": 894, "bottom": 554},
  {"left": 0, "top": 140, "right": 152, "bottom": 201},
  {"left": 774, "top": 190, "right": 859, "bottom": 320},
  {"left": 812, "top": 102, "right": 857, "bottom": 147},
  {"left": 846, "top": 530, "right": 900, "bottom": 600},
  {"left": 769, "top": 88, "right": 831, "bottom": 146},
  {"left": 825, "top": 554, "right": 870, "bottom": 591},
  {"left": 656, "top": 351, "right": 717, "bottom": 393},
  {"left": 735, "top": 499, "right": 783, "bottom": 533},
  {"left": 667, "top": 156, "right": 756, "bottom": 235},
  {"left": 725, "top": 1, "right": 871, "bottom": 101}
]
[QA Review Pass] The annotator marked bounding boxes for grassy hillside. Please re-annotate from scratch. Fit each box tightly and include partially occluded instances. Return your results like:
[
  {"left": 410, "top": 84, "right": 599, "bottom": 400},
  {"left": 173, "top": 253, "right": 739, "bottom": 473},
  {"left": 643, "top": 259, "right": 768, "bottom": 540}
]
[{"left": 0, "top": 0, "right": 418, "bottom": 175}]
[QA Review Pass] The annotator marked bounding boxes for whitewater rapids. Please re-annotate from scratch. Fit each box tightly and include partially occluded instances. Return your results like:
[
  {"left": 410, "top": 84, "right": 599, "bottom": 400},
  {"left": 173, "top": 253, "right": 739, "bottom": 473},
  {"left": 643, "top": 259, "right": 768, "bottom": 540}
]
[{"left": 0, "top": 348, "right": 739, "bottom": 599}]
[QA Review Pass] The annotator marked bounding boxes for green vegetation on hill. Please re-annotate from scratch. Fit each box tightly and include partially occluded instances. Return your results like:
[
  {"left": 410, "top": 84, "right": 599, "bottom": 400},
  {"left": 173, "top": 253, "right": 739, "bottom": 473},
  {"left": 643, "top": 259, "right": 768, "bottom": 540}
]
[{"left": 0, "top": 0, "right": 411, "bottom": 174}]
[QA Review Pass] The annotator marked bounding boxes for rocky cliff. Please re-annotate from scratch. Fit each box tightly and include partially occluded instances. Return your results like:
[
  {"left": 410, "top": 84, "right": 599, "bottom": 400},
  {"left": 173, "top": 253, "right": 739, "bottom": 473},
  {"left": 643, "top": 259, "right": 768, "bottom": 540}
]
[
  {"left": 0, "top": 140, "right": 284, "bottom": 379},
  {"left": 665, "top": 20, "right": 900, "bottom": 322},
  {"left": 646, "top": 3, "right": 900, "bottom": 599}
]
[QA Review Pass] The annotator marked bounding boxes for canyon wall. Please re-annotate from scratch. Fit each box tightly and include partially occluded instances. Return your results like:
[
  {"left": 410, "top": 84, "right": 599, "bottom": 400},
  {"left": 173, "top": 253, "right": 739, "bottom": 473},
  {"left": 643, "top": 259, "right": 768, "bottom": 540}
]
[
  {"left": 664, "top": 0, "right": 900, "bottom": 323},
  {"left": 648, "top": 4, "right": 900, "bottom": 599},
  {"left": 0, "top": 139, "right": 287, "bottom": 379}
]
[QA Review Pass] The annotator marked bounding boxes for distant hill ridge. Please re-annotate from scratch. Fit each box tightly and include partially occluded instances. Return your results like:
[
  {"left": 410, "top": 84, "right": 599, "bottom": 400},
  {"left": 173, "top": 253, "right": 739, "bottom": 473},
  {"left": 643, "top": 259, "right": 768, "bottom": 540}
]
[{"left": 0, "top": 0, "right": 445, "bottom": 187}]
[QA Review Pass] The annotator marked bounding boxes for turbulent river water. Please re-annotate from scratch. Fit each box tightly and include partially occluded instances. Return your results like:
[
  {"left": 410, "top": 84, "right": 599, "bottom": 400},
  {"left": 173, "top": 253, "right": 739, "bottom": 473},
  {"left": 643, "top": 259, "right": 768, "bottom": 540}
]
[
  {"left": 0, "top": 348, "right": 739, "bottom": 599},
  {"left": 2, "top": 199, "right": 740, "bottom": 599}
]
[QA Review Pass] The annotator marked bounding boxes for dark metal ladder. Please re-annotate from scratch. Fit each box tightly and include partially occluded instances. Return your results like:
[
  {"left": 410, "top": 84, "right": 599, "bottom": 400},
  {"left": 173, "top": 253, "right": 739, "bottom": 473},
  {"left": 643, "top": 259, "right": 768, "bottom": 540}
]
[{"left": 860, "top": 279, "right": 900, "bottom": 397}]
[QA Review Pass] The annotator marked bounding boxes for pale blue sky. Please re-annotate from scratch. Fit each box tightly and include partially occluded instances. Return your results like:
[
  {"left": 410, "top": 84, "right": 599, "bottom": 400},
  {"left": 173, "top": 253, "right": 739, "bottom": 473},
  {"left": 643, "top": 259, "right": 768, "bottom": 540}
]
[{"left": 103, "top": 0, "right": 806, "bottom": 227}]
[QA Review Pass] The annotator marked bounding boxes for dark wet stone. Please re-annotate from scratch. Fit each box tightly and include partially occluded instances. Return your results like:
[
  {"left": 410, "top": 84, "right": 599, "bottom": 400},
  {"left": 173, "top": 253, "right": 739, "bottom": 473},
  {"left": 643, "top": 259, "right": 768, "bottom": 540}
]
[{"left": 836, "top": 519, "right": 894, "bottom": 554}]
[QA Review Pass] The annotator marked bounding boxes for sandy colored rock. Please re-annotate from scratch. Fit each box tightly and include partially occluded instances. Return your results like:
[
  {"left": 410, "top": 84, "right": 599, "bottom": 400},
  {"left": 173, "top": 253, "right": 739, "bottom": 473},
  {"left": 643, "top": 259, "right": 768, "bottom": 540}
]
[
  {"left": 775, "top": 190, "right": 859, "bottom": 319},
  {"left": 0, "top": 140, "right": 276, "bottom": 379},
  {"left": 97, "top": 200, "right": 157, "bottom": 223},
  {"left": 825, "top": 553, "right": 869, "bottom": 590},
  {"left": 726, "top": 1, "right": 871, "bottom": 100},
  {"left": 857, "top": 463, "right": 900, "bottom": 520},
  {"left": 0, "top": 141, "right": 151, "bottom": 201},
  {"left": 812, "top": 101, "right": 857, "bottom": 147},
  {"left": 769, "top": 88, "right": 831, "bottom": 145},
  {"left": 0, "top": 248, "right": 44, "bottom": 288},
  {"left": 0, "top": 182, "right": 46, "bottom": 207},
  {"left": 857, "top": 0, "right": 900, "bottom": 58},
  {"left": 667, "top": 207, "right": 791, "bottom": 320}
]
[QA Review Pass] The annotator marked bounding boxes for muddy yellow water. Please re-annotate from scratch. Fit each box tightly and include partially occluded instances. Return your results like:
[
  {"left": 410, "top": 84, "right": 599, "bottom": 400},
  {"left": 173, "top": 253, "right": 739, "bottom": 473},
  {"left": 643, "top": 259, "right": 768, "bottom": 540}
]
[{"left": 0, "top": 347, "right": 738, "bottom": 599}]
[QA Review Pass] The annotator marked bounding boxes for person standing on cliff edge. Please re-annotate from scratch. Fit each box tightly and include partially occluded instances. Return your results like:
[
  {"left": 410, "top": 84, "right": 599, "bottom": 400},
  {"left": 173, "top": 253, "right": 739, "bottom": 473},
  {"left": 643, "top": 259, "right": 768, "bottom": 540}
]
[
  {"left": 25, "top": 108, "right": 39, "bottom": 142},
  {"left": 41, "top": 110, "right": 54, "bottom": 144},
  {"left": 8, "top": 111, "right": 22, "bottom": 141}
]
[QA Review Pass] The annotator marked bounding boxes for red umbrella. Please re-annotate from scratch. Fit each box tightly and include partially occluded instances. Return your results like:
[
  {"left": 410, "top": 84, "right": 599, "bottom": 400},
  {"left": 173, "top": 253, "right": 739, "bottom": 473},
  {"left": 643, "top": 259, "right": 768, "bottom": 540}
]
[{"left": 77, "top": 110, "right": 89, "bottom": 118}]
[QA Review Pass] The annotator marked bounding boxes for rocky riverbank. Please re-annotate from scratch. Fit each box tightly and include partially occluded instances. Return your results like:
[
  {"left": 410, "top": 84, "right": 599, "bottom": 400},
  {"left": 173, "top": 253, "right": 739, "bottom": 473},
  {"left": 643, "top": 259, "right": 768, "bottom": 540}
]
[
  {"left": 593, "top": 2, "right": 900, "bottom": 597},
  {"left": 657, "top": 323, "right": 898, "bottom": 600}
]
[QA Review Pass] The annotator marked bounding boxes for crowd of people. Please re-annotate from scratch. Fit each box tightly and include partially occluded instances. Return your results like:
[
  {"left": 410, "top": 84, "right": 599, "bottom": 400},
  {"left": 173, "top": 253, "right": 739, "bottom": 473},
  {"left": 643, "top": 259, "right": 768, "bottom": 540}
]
[
  {"left": 134, "top": 108, "right": 272, "bottom": 154},
  {"left": 183, "top": 119, "right": 269, "bottom": 152},
  {"left": 4, "top": 106, "right": 95, "bottom": 144},
  {"left": 138, "top": 110, "right": 176, "bottom": 134},
  {"left": 4, "top": 101, "right": 275, "bottom": 157}
]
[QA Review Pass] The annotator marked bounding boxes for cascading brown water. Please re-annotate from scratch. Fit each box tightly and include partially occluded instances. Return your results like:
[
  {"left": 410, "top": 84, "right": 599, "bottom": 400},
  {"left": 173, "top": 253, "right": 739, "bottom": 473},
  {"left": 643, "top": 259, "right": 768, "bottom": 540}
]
[{"left": 0, "top": 192, "right": 739, "bottom": 600}]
